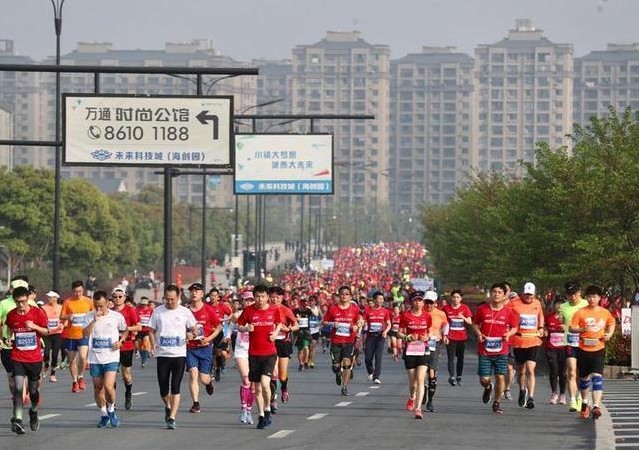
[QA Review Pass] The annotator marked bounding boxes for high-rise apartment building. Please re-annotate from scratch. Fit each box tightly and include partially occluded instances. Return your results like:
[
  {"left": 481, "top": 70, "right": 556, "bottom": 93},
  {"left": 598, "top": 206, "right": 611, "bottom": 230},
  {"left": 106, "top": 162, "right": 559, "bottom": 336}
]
[
  {"left": 0, "top": 101, "right": 13, "bottom": 168},
  {"left": 475, "top": 20, "right": 573, "bottom": 176},
  {"left": 291, "top": 31, "right": 390, "bottom": 211},
  {"left": 389, "top": 46, "right": 476, "bottom": 212},
  {"left": 574, "top": 43, "right": 639, "bottom": 125}
]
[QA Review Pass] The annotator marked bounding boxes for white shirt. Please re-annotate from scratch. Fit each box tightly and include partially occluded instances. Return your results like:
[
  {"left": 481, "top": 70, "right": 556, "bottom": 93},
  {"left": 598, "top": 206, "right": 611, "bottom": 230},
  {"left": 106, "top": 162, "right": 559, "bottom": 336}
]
[
  {"left": 85, "top": 310, "right": 127, "bottom": 365},
  {"left": 149, "top": 305, "right": 197, "bottom": 357}
]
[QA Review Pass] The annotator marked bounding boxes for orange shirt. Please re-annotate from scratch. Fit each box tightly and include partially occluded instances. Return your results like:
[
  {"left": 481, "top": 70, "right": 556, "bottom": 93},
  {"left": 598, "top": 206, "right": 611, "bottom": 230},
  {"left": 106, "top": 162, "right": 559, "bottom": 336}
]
[
  {"left": 42, "top": 303, "right": 63, "bottom": 335},
  {"left": 510, "top": 297, "right": 544, "bottom": 348},
  {"left": 61, "top": 297, "right": 94, "bottom": 339},
  {"left": 570, "top": 306, "right": 615, "bottom": 352},
  {"left": 428, "top": 307, "right": 448, "bottom": 341}
]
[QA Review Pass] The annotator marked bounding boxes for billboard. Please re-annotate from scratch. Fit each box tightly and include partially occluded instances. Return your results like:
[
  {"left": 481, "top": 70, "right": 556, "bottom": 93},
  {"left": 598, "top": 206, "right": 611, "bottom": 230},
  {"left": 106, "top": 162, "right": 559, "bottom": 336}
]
[
  {"left": 63, "top": 94, "right": 233, "bottom": 167},
  {"left": 234, "top": 133, "right": 333, "bottom": 195}
]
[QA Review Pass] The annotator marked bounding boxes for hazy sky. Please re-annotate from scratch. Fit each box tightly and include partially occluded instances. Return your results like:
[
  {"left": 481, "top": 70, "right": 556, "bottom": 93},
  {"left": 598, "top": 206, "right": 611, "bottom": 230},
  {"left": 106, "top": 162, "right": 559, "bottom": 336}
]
[{"left": 2, "top": 0, "right": 638, "bottom": 61}]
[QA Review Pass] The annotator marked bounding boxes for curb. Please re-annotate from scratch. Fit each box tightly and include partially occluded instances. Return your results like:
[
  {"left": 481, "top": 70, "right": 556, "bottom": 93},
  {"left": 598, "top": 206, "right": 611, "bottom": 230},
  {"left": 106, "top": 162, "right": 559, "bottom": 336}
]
[{"left": 596, "top": 404, "right": 616, "bottom": 450}]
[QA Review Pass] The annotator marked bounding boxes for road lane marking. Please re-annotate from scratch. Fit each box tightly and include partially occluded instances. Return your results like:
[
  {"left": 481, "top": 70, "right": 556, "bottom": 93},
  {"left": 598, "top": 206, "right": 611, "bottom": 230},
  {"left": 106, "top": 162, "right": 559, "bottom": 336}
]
[
  {"left": 307, "top": 413, "right": 328, "bottom": 420},
  {"left": 132, "top": 392, "right": 147, "bottom": 396},
  {"left": 369, "top": 386, "right": 381, "bottom": 389},
  {"left": 268, "top": 430, "right": 295, "bottom": 439},
  {"left": 85, "top": 403, "right": 97, "bottom": 407},
  {"left": 39, "top": 414, "right": 61, "bottom": 421},
  {"left": 335, "top": 401, "right": 351, "bottom": 407},
  {"left": 355, "top": 392, "right": 369, "bottom": 397}
]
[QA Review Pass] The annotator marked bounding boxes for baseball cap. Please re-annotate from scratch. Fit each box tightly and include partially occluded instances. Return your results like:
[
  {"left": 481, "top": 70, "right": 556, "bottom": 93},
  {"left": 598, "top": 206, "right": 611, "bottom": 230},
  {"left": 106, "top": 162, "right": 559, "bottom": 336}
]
[
  {"left": 10, "top": 279, "right": 29, "bottom": 290},
  {"left": 242, "top": 290, "right": 254, "bottom": 300},
  {"left": 565, "top": 282, "right": 580, "bottom": 295},
  {"left": 45, "top": 290, "right": 60, "bottom": 298},
  {"left": 189, "top": 283, "right": 204, "bottom": 291},
  {"left": 112, "top": 286, "right": 125, "bottom": 295},
  {"left": 409, "top": 291, "right": 425, "bottom": 302},
  {"left": 140, "top": 297, "right": 149, "bottom": 305},
  {"left": 37, "top": 300, "right": 44, "bottom": 306},
  {"left": 523, "top": 282, "right": 536, "bottom": 295},
  {"left": 424, "top": 291, "right": 438, "bottom": 303}
]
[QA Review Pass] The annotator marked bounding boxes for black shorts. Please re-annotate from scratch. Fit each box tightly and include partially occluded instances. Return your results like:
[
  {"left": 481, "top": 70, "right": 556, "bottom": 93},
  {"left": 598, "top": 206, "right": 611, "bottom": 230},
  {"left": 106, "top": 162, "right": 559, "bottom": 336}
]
[
  {"left": 425, "top": 342, "right": 442, "bottom": 371},
  {"left": 120, "top": 350, "right": 134, "bottom": 368},
  {"left": 565, "top": 346, "right": 578, "bottom": 359},
  {"left": 13, "top": 361, "right": 43, "bottom": 381},
  {"left": 576, "top": 348, "right": 605, "bottom": 378},
  {"left": 136, "top": 331, "right": 149, "bottom": 340},
  {"left": 248, "top": 355, "right": 277, "bottom": 382},
  {"left": 513, "top": 346, "right": 540, "bottom": 366},
  {"left": 275, "top": 340, "right": 293, "bottom": 358},
  {"left": 404, "top": 355, "right": 429, "bottom": 370},
  {"left": 1, "top": 349, "right": 13, "bottom": 373},
  {"left": 213, "top": 334, "right": 229, "bottom": 351},
  {"left": 388, "top": 330, "right": 398, "bottom": 338},
  {"left": 311, "top": 332, "right": 320, "bottom": 341},
  {"left": 330, "top": 343, "right": 355, "bottom": 365}
]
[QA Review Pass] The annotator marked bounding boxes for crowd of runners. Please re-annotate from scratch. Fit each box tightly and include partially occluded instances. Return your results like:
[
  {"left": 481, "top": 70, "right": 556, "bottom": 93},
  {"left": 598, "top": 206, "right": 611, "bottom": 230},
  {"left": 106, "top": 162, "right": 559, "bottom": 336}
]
[{"left": 0, "top": 241, "right": 618, "bottom": 433}]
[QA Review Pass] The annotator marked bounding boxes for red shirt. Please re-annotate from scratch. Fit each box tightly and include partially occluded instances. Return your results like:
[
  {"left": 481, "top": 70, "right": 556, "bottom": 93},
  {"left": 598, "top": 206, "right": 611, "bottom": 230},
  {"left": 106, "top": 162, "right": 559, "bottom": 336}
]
[
  {"left": 6, "top": 306, "right": 48, "bottom": 363},
  {"left": 323, "top": 303, "right": 361, "bottom": 344},
  {"left": 114, "top": 304, "right": 140, "bottom": 351},
  {"left": 391, "top": 313, "right": 401, "bottom": 332},
  {"left": 545, "top": 312, "right": 565, "bottom": 349},
  {"left": 274, "top": 304, "right": 297, "bottom": 341},
  {"left": 188, "top": 303, "right": 221, "bottom": 348},
  {"left": 137, "top": 305, "right": 154, "bottom": 332},
  {"left": 236, "top": 304, "right": 281, "bottom": 356},
  {"left": 443, "top": 303, "right": 473, "bottom": 341},
  {"left": 210, "top": 301, "right": 233, "bottom": 321},
  {"left": 364, "top": 306, "right": 391, "bottom": 334},
  {"left": 474, "top": 303, "right": 519, "bottom": 356},
  {"left": 399, "top": 310, "right": 432, "bottom": 338}
]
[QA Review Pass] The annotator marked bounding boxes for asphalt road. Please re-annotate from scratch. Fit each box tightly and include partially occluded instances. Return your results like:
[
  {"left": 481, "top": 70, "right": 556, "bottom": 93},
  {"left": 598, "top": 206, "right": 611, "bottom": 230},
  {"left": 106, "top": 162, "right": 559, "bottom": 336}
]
[{"left": 0, "top": 346, "right": 598, "bottom": 450}]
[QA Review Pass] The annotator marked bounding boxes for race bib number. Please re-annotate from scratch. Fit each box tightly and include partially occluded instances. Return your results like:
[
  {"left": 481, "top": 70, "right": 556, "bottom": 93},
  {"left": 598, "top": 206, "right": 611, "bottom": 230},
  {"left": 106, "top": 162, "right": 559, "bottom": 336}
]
[
  {"left": 335, "top": 322, "right": 351, "bottom": 337},
  {"left": 298, "top": 318, "right": 309, "bottom": 329},
  {"left": 140, "top": 315, "right": 151, "bottom": 326},
  {"left": 567, "top": 332, "right": 580, "bottom": 347},
  {"left": 92, "top": 337, "right": 112, "bottom": 350},
  {"left": 196, "top": 323, "right": 204, "bottom": 337},
  {"left": 159, "top": 336, "right": 181, "bottom": 347},
  {"left": 519, "top": 313, "right": 538, "bottom": 331},
  {"left": 239, "top": 332, "right": 249, "bottom": 344},
  {"left": 48, "top": 319, "right": 59, "bottom": 329},
  {"left": 15, "top": 332, "right": 37, "bottom": 351},
  {"left": 450, "top": 318, "right": 465, "bottom": 331},
  {"left": 549, "top": 332, "right": 564, "bottom": 347},
  {"left": 583, "top": 337, "right": 600, "bottom": 347},
  {"left": 405, "top": 340, "right": 426, "bottom": 356},
  {"left": 71, "top": 313, "right": 87, "bottom": 327},
  {"left": 484, "top": 337, "right": 503, "bottom": 353},
  {"left": 428, "top": 338, "right": 437, "bottom": 352},
  {"left": 369, "top": 322, "right": 383, "bottom": 333}
]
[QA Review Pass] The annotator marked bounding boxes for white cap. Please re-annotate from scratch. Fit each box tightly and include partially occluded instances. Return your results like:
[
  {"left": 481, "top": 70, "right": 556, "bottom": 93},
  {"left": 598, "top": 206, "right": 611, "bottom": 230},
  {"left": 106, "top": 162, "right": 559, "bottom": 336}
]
[
  {"left": 523, "top": 282, "right": 536, "bottom": 295},
  {"left": 10, "top": 279, "right": 28, "bottom": 290},
  {"left": 112, "top": 286, "right": 125, "bottom": 295},
  {"left": 45, "top": 290, "right": 60, "bottom": 298},
  {"left": 424, "top": 290, "right": 438, "bottom": 302}
]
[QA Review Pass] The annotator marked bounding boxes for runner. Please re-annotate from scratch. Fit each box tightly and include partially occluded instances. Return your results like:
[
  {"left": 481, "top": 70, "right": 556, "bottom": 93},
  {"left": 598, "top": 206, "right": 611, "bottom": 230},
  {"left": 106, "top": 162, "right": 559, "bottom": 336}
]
[
  {"left": 510, "top": 282, "right": 545, "bottom": 409},
  {"left": 293, "top": 297, "right": 313, "bottom": 371},
  {"left": 82, "top": 291, "right": 128, "bottom": 428},
  {"left": 388, "top": 304, "right": 402, "bottom": 362},
  {"left": 560, "top": 281, "right": 588, "bottom": 412},
  {"left": 322, "top": 285, "right": 362, "bottom": 397},
  {"left": 208, "top": 288, "right": 232, "bottom": 382},
  {"left": 60, "top": 280, "right": 94, "bottom": 393},
  {"left": 472, "top": 283, "right": 519, "bottom": 414},
  {"left": 230, "top": 290, "right": 256, "bottom": 425},
  {"left": 363, "top": 291, "right": 391, "bottom": 384},
  {"left": 186, "top": 283, "right": 221, "bottom": 414},
  {"left": 442, "top": 289, "right": 472, "bottom": 386},
  {"left": 148, "top": 284, "right": 198, "bottom": 430},
  {"left": 111, "top": 287, "right": 141, "bottom": 410},
  {"left": 307, "top": 295, "right": 322, "bottom": 368},
  {"left": 397, "top": 290, "right": 431, "bottom": 420},
  {"left": 4, "top": 286, "right": 49, "bottom": 434},
  {"left": 423, "top": 290, "right": 448, "bottom": 412},
  {"left": 236, "top": 284, "right": 282, "bottom": 429},
  {"left": 136, "top": 297, "right": 154, "bottom": 368},
  {"left": 545, "top": 298, "right": 567, "bottom": 405},
  {"left": 569, "top": 285, "right": 615, "bottom": 420},
  {"left": 268, "top": 285, "right": 299, "bottom": 410},
  {"left": 502, "top": 281, "right": 517, "bottom": 400},
  {"left": 41, "top": 290, "right": 63, "bottom": 383}
]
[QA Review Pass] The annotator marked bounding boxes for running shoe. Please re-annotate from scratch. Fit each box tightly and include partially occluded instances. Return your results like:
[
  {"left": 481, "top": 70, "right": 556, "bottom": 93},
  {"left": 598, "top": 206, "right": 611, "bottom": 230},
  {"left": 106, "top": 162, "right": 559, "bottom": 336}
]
[
  {"left": 97, "top": 415, "right": 110, "bottom": 428},
  {"left": 504, "top": 389, "right": 512, "bottom": 400},
  {"left": 108, "top": 410, "right": 120, "bottom": 428},
  {"left": 166, "top": 418, "right": 176, "bottom": 430},
  {"left": 214, "top": 368, "right": 221, "bottom": 383},
  {"left": 264, "top": 411, "right": 272, "bottom": 426},
  {"left": 270, "top": 399, "right": 278, "bottom": 412},
  {"left": 49, "top": 374, "right": 57, "bottom": 383},
  {"left": 238, "top": 409, "right": 247, "bottom": 424},
  {"left": 456, "top": 377, "right": 463, "bottom": 386},
  {"left": 426, "top": 401, "right": 436, "bottom": 412},
  {"left": 580, "top": 403, "right": 590, "bottom": 419},
  {"left": 341, "top": 386, "right": 349, "bottom": 396},
  {"left": 164, "top": 406, "right": 171, "bottom": 423},
  {"left": 335, "top": 372, "right": 342, "bottom": 386},
  {"left": 367, "top": 373, "right": 374, "bottom": 382},
  {"left": 298, "top": 364, "right": 303, "bottom": 372},
  {"left": 256, "top": 416, "right": 266, "bottom": 430},
  {"left": 245, "top": 411, "right": 254, "bottom": 425},
  {"left": 13, "top": 419, "right": 25, "bottom": 435},
  {"left": 72, "top": 381, "right": 79, "bottom": 393},
  {"left": 189, "top": 402, "right": 201, "bottom": 413},
  {"left": 406, "top": 397, "right": 415, "bottom": 411},
  {"left": 569, "top": 398, "right": 578, "bottom": 412},
  {"left": 281, "top": 389, "right": 289, "bottom": 404},
  {"left": 304, "top": 363, "right": 309, "bottom": 370},
  {"left": 373, "top": 378, "right": 382, "bottom": 385},
  {"left": 577, "top": 396, "right": 583, "bottom": 411},
  {"left": 10, "top": 417, "right": 17, "bottom": 433},
  {"left": 415, "top": 408, "right": 423, "bottom": 420},
  {"left": 205, "top": 382, "right": 214, "bottom": 396},
  {"left": 525, "top": 398, "right": 535, "bottom": 409},
  {"left": 78, "top": 377, "right": 87, "bottom": 390},
  {"left": 559, "top": 394, "right": 567, "bottom": 405},
  {"left": 448, "top": 377, "right": 456, "bottom": 386},
  {"left": 518, "top": 388, "right": 528, "bottom": 407},
  {"left": 308, "top": 361, "right": 315, "bottom": 369},
  {"left": 29, "top": 409, "right": 39, "bottom": 431},
  {"left": 492, "top": 401, "right": 504, "bottom": 414},
  {"left": 125, "top": 392, "right": 132, "bottom": 410},
  {"left": 549, "top": 393, "right": 558, "bottom": 405},
  {"left": 482, "top": 383, "right": 493, "bottom": 404},
  {"left": 592, "top": 406, "right": 602, "bottom": 420}
]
